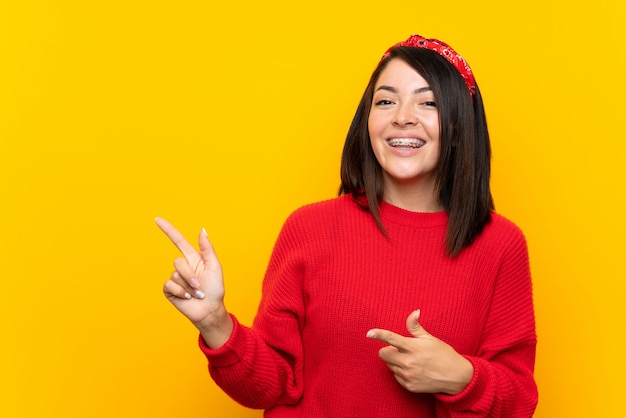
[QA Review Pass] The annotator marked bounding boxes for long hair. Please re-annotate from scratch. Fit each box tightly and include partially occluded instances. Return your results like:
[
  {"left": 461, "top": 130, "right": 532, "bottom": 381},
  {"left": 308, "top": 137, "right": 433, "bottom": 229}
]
[{"left": 339, "top": 47, "right": 494, "bottom": 258}]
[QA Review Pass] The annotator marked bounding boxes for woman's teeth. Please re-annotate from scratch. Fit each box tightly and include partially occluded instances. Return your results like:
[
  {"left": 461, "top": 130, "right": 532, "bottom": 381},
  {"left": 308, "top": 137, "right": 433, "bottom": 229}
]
[{"left": 387, "top": 138, "right": 425, "bottom": 148}]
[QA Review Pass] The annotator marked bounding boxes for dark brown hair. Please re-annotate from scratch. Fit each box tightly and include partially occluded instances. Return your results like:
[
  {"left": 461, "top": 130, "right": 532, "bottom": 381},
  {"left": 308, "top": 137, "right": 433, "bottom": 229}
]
[{"left": 339, "top": 46, "right": 494, "bottom": 258}]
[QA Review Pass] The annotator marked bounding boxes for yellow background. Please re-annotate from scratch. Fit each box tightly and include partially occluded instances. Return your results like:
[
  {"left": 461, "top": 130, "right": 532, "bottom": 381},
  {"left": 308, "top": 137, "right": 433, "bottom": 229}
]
[{"left": 1, "top": 1, "right": 624, "bottom": 417}]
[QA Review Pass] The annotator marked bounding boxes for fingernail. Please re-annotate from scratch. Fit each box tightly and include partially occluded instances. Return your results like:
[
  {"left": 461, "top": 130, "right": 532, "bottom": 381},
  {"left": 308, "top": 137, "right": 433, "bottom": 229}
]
[
  {"left": 190, "top": 277, "right": 200, "bottom": 288},
  {"left": 202, "top": 227, "right": 208, "bottom": 237},
  {"left": 366, "top": 330, "right": 376, "bottom": 338},
  {"left": 184, "top": 292, "right": 192, "bottom": 299},
  {"left": 195, "top": 290, "right": 205, "bottom": 299}
]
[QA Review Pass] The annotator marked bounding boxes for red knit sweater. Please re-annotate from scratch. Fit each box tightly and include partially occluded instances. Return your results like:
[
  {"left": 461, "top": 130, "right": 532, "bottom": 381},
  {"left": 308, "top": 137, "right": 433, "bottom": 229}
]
[{"left": 199, "top": 195, "right": 537, "bottom": 417}]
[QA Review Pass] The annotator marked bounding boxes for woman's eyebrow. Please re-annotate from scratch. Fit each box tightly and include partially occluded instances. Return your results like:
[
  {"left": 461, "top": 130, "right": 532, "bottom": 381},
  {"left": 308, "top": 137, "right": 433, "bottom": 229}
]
[
  {"left": 375, "top": 85, "right": 397, "bottom": 93},
  {"left": 374, "top": 85, "right": 432, "bottom": 94}
]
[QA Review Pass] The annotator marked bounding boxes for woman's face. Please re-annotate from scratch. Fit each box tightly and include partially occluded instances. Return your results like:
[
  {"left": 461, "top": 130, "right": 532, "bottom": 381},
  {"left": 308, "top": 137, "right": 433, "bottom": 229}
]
[{"left": 368, "top": 58, "right": 441, "bottom": 202}]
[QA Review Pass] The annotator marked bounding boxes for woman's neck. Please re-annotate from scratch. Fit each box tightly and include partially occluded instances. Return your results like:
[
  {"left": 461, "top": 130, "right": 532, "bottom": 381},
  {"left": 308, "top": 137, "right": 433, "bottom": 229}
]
[{"left": 382, "top": 177, "right": 443, "bottom": 213}]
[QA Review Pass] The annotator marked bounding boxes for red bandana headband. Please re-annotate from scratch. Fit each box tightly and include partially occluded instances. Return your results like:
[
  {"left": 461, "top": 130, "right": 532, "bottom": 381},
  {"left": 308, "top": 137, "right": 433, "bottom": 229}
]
[{"left": 381, "top": 34, "right": 476, "bottom": 97}]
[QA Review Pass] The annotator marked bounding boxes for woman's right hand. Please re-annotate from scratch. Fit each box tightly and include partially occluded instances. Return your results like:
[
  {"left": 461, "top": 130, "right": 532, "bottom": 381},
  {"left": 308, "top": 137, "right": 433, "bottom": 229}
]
[{"left": 156, "top": 217, "right": 233, "bottom": 348}]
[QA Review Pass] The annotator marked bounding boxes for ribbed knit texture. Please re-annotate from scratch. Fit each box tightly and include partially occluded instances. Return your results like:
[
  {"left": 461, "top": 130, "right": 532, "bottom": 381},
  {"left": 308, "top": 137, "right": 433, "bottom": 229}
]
[{"left": 200, "top": 195, "right": 537, "bottom": 417}]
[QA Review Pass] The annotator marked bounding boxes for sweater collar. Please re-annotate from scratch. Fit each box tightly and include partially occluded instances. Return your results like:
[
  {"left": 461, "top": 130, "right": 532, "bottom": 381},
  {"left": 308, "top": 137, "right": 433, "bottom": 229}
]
[{"left": 378, "top": 200, "right": 448, "bottom": 228}]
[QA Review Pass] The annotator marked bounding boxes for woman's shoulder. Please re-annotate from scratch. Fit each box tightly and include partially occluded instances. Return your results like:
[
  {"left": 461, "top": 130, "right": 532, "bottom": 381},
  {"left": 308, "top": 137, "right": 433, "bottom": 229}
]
[
  {"left": 487, "top": 212, "right": 525, "bottom": 236},
  {"left": 478, "top": 212, "right": 528, "bottom": 252},
  {"left": 279, "top": 195, "right": 364, "bottom": 234},
  {"left": 271, "top": 196, "right": 361, "bottom": 246},
  {"left": 288, "top": 195, "right": 359, "bottom": 220}
]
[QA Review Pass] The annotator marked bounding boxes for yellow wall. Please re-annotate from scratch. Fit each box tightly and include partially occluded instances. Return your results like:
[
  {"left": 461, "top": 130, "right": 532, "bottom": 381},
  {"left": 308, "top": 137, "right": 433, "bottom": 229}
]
[{"left": 1, "top": 1, "right": 624, "bottom": 417}]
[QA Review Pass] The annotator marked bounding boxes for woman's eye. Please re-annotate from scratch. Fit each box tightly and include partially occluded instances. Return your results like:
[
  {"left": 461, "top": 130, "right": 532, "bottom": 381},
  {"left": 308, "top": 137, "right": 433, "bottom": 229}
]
[
  {"left": 374, "top": 99, "right": 393, "bottom": 106},
  {"left": 423, "top": 101, "right": 437, "bottom": 107}
]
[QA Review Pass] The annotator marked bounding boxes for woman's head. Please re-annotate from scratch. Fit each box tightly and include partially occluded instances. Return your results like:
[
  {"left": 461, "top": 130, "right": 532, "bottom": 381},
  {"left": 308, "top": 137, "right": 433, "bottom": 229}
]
[
  {"left": 367, "top": 57, "right": 443, "bottom": 210},
  {"left": 339, "top": 35, "right": 494, "bottom": 257}
]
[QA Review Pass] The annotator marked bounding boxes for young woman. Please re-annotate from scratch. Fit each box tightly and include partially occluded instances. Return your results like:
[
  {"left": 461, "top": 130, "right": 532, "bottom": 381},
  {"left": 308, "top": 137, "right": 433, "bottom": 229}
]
[{"left": 156, "top": 34, "right": 538, "bottom": 417}]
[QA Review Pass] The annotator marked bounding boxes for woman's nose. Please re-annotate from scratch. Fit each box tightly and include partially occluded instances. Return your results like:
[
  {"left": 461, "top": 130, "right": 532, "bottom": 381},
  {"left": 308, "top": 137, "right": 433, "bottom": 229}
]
[{"left": 392, "top": 103, "right": 418, "bottom": 126}]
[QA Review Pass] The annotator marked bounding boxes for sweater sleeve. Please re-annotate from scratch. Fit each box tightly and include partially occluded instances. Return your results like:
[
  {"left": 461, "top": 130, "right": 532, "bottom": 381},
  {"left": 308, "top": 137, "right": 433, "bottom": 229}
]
[
  {"left": 434, "top": 223, "right": 538, "bottom": 417},
  {"left": 197, "top": 212, "right": 307, "bottom": 409}
]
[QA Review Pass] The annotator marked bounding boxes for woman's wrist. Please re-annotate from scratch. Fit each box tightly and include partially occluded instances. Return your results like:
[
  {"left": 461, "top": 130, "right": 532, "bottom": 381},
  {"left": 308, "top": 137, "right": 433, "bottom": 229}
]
[
  {"left": 195, "top": 306, "right": 234, "bottom": 349},
  {"left": 442, "top": 356, "right": 474, "bottom": 395}
]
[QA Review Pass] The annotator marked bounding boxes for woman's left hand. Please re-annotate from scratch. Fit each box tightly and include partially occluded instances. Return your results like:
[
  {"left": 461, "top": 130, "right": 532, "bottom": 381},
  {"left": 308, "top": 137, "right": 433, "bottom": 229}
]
[{"left": 366, "top": 310, "right": 474, "bottom": 395}]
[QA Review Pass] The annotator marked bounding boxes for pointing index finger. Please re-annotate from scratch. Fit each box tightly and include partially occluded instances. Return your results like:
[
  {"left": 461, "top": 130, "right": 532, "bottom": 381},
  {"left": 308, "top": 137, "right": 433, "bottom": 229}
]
[
  {"left": 367, "top": 329, "right": 410, "bottom": 351},
  {"left": 155, "top": 217, "right": 200, "bottom": 261}
]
